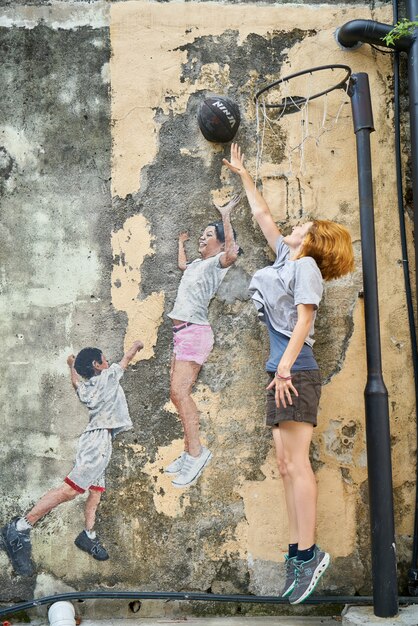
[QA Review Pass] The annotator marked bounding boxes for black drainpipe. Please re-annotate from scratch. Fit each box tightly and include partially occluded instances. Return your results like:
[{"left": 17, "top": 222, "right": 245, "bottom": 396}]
[
  {"left": 337, "top": 0, "right": 418, "bottom": 609},
  {"left": 392, "top": 0, "right": 418, "bottom": 596},
  {"left": 407, "top": 0, "right": 418, "bottom": 314},
  {"left": 348, "top": 72, "right": 398, "bottom": 618}
]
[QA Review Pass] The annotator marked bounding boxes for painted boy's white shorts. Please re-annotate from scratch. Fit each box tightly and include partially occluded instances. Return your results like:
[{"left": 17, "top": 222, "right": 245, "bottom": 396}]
[{"left": 64, "top": 429, "right": 112, "bottom": 493}]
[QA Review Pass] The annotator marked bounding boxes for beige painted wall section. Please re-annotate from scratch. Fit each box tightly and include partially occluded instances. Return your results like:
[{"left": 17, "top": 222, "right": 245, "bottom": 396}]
[
  {"left": 110, "top": 0, "right": 415, "bottom": 570},
  {"left": 111, "top": 214, "right": 164, "bottom": 361},
  {"left": 111, "top": 2, "right": 392, "bottom": 201}
]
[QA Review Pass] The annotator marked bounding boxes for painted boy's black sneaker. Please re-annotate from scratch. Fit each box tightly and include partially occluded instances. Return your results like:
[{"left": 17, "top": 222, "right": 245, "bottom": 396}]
[
  {"left": 1, "top": 517, "right": 35, "bottom": 576},
  {"left": 288, "top": 547, "right": 330, "bottom": 604},
  {"left": 74, "top": 530, "right": 109, "bottom": 561}
]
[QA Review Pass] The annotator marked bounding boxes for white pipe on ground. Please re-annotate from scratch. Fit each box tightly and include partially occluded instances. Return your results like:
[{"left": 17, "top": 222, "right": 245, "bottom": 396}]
[{"left": 48, "top": 602, "right": 76, "bottom": 626}]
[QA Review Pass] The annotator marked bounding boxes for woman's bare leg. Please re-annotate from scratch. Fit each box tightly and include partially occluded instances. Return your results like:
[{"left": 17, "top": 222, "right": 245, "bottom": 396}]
[
  {"left": 170, "top": 358, "right": 202, "bottom": 457},
  {"left": 272, "top": 426, "right": 299, "bottom": 545},
  {"left": 278, "top": 421, "right": 316, "bottom": 550}
]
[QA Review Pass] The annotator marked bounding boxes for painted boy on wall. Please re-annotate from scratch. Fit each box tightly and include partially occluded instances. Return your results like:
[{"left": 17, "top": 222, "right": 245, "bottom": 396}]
[{"left": 1, "top": 339, "right": 143, "bottom": 576}]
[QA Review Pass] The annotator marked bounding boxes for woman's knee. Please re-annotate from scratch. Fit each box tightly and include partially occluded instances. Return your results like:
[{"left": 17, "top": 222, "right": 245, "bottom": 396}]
[
  {"left": 170, "top": 382, "right": 191, "bottom": 406},
  {"left": 285, "top": 458, "right": 313, "bottom": 480},
  {"left": 276, "top": 455, "right": 288, "bottom": 478},
  {"left": 170, "top": 385, "right": 181, "bottom": 406}
]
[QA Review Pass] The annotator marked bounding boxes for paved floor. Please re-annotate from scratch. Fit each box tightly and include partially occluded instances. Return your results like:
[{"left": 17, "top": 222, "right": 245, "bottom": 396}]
[
  {"left": 54, "top": 619, "right": 342, "bottom": 625},
  {"left": 10, "top": 618, "right": 342, "bottom": 626},
  {"left": 11, "top": 606, "right": 418, "bottom": 625},
  {"left": 68, "top": 610, "right": 418, "bottom": 625}
]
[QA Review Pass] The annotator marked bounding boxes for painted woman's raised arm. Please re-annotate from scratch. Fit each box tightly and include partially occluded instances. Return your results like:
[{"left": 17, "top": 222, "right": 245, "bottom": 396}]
[
  {"left": 178, "top": 232, "right": 189, "bottom": 271},
  {"left": 214, "top": 193, "right": 240, "bottom": 268}
]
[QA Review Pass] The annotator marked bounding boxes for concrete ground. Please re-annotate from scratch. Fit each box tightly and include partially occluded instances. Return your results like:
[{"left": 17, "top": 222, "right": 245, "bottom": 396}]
[
  {"left": 10, "top": 606, "right": 418, "bottom": 626},
  {"left": 342, "top": 605, "right": 418, "bottom": 625},
  {"left": 19, "top": 619, "right": 342, "bottom": 626},
  {"left": 78, "top": 611, "right": 418, "bottom": 625},
  {"left": 55, "top": 616, "right": 341, "bottom": 626}
]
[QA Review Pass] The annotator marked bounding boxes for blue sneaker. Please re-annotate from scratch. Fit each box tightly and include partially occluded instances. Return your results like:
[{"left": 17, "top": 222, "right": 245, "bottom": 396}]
[
  {"left": 288, "top": 547, "right": 330, "bottom": 604},
  {"left": 280, "top": 554, "right": 297, "bottom": 597}
]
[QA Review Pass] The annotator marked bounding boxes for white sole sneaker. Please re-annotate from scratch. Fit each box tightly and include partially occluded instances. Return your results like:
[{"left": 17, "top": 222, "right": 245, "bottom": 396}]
[
  {"left": 165, "top": 452, "right": 186, "bottom": 475},
  {"left": 171, "top": 448, "right": 212, "bottom": 488},
  {"left": 289, "top": 550, "right": 330, "bottom": 605}
]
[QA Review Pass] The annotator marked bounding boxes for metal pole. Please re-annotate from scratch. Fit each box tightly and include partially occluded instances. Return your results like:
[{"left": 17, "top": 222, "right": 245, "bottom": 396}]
[
  {"left": 405, "top": 3, "right": 418, "bottom": 581},
  {"left": 349, "top": 72, "right": 398, "bottom": 618},
  {"left": 407, "top": 0, "right": 418, "bottom": 328}
]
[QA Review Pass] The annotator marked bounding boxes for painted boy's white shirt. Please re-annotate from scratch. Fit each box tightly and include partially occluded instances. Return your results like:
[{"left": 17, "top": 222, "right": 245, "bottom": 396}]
[
  {"left": 168, "top": 252, "right": 229, "bottom": 325},
  {"left": 77, "top": 363, "right": 133, "bottom": 433}
]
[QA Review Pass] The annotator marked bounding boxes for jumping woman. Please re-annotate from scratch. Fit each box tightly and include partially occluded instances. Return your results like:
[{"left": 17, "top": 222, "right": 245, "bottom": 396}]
[
  {"left": 223, "top": 143, "right": 354, "bottom": 604},
  {"left": 166, "top": 195, "right": 240, "bottom": 488}
]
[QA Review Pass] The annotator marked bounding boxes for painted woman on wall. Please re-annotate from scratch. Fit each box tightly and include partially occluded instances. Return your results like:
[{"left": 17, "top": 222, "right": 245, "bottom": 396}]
[
  {"left": 223, "top": 143, "right": 354, "bottom": 604},
  {"left": 165, "top": 195, "right": 241, "bottom": 488}
]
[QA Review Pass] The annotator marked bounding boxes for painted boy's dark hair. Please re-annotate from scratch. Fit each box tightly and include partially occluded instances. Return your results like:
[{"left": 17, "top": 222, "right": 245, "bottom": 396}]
[
  {"left": 74, "top": 347, "right": 103, "bottom": 379},
  {"left": 208, "top": 221, "right": 243, "bottom": 255}
]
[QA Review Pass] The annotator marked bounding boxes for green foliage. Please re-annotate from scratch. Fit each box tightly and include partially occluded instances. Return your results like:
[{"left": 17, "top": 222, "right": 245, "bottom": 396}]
[
  {"left": 0, "top": 611, "right": 31, "bottom": 622},
  {"left": 383, "top": 17, "right": 418, "bottom": 47}
]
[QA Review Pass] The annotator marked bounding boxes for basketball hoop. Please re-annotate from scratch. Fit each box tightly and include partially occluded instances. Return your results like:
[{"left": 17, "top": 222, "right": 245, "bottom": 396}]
[
  {"left": 254, "top": 64, "right": 352, "bottom": 113},
  {"left": 253, "top": 64, "right": 352, "bottom": 180}
]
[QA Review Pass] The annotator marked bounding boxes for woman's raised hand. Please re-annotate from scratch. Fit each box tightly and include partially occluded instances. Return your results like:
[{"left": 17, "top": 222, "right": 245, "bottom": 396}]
[{"left": 222, "top": 143, "right": 246, "bottom": 175}]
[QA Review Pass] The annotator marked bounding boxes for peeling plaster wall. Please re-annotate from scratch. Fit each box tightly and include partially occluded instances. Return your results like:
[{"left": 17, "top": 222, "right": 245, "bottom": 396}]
[{"left": 1, "top": 0, "right": 415, "bottom": 617}]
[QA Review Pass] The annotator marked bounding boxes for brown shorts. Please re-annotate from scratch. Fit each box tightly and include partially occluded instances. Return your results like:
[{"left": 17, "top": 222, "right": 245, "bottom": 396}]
[{"left": 266, "top": 370, "right": 322, "bottom": 427}]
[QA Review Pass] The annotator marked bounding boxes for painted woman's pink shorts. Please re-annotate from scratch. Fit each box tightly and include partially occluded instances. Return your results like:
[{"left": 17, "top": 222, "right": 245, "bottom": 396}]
[{"left": 172, "top": 323, "right": 214, "bottom": 365}]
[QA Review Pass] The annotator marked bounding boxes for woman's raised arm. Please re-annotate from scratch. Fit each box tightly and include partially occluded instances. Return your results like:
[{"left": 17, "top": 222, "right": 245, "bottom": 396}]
[{"left": 223, "top": 143, "right": 281, "bottom": 252}]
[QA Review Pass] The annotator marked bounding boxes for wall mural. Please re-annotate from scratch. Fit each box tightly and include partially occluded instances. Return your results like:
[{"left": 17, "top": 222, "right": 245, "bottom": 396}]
[{"left": 0, "top": 0, "right": 413, "bottom": 616}]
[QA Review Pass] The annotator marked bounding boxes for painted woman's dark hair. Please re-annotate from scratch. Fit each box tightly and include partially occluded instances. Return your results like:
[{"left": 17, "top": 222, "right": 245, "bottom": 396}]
[
  {"left": 74, "top": 347, "right": 103, "bottom": 379},
  {"left": 208, "top": 221, "right": 243, "bottom": 255}
]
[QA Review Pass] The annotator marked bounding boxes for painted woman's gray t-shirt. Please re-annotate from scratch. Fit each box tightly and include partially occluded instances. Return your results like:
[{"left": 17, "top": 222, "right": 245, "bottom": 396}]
[
  {"left": 248, "top": 236, "right": 323, "bottom": 347},
  {"left": 168, "top": 252, "right": 229, "bottom": 325}
]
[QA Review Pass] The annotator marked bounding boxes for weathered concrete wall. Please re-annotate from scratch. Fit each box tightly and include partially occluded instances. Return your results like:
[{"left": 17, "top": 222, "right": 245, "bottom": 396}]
[{"left": 1, "top": 0, "right": 415, "bottom": 619}]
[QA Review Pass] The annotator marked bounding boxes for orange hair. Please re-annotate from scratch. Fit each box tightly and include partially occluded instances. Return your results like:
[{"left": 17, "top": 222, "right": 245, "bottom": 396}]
[{"left": 298, "top": 219, "right": 355, "bottom": 281}]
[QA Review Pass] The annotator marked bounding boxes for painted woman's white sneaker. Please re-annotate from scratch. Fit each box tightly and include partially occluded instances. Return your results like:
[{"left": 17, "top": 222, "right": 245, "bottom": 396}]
[
  {"left": 171, "top": 447, "right": 212, "bottom": 488},
  {"left": 165, "top": 452, "right": 186, "bottom": 475}
]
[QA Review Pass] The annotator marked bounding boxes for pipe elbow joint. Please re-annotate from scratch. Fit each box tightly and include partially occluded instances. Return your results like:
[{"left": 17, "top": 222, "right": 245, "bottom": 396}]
[
  {"left": 336, "top": 19, "right": 412, "bottom": 53},
  {"left": 335, "top": 23, "right": 365, "bottom": 50}
]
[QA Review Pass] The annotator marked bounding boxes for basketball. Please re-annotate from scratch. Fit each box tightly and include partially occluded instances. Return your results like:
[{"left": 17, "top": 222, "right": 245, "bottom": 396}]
[{"left": 197, "top": 96, "right": 240, "bottom": 143}]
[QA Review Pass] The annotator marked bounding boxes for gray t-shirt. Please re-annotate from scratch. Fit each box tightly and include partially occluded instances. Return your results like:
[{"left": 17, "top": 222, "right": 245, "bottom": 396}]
[
  {"left": 249, "top": 236, "right": 323, "bottom": 347},
  {"left": 168, "top": 252, "right": 229, "bottom": 325},
  {"left": 77, "top": 363, "right": 133, "bottom": 434}
]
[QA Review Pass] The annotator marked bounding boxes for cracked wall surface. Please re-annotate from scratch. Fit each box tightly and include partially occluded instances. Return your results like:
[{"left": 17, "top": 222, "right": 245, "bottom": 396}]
[{"left": 1, "top": 0, "right": 416, "bottom": 617}]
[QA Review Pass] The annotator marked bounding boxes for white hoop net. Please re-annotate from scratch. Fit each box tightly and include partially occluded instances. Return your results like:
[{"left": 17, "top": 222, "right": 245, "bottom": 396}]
[{"left": 253, "top": 67, "right": 351, "bottom": 224}]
